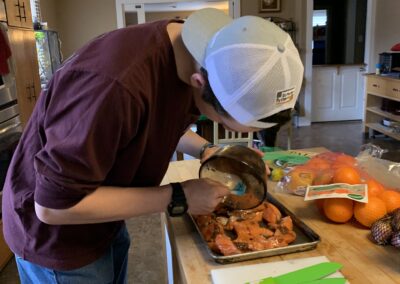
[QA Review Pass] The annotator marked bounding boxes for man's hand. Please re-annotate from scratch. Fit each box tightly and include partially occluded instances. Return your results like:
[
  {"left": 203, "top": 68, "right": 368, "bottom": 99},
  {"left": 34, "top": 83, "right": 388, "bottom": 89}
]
[
  {"left": 200, "top": 145, "right": 220, "bottom": 163},
  {"left": 181, "top": 178, "right": 230, "bottom": 215},
  {"left": 250, "top": 147, "right": 270, "bottom": 176}
]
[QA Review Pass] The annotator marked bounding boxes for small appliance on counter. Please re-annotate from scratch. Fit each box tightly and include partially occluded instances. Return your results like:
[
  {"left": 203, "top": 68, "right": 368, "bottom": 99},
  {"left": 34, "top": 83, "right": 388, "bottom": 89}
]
[{"left": 379, "top": 52, "right": 400, "bottom": 74}]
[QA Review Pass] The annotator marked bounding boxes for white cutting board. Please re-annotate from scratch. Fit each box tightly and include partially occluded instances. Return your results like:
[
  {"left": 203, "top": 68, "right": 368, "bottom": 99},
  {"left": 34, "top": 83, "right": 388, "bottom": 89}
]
[{"left": 211, "top": 256, "right": 348, "bottom": 284}]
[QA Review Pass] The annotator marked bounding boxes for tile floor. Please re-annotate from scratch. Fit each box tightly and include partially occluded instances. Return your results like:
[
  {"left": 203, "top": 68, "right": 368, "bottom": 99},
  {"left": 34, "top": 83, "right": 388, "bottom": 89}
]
[{"left": 0, "top": 120, "right": 399, "bottom": 284}]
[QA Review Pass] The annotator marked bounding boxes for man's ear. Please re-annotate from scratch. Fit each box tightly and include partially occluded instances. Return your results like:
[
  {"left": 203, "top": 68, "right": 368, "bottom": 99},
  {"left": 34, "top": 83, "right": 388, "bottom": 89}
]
[{"left": 190, "top": 73, "right": 206, "bottom": 88}]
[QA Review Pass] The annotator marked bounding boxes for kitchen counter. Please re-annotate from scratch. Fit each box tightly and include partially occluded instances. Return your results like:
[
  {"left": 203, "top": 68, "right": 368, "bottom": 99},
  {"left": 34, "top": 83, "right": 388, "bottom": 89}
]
[{"left": 160, "top": 147, "right": 400, "bottom": 284}]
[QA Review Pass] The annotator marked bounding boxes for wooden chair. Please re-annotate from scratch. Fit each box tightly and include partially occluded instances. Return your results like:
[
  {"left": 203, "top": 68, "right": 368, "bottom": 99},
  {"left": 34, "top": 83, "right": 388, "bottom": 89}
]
[{"left": 213, "top": 122, "right": 254, "bottom": 147}]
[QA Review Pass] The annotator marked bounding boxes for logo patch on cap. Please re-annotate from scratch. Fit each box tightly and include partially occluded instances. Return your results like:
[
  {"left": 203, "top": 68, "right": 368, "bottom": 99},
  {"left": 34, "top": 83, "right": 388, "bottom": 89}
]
[{"left": 276, "top": 88, "right": 295, "bottom": 105}]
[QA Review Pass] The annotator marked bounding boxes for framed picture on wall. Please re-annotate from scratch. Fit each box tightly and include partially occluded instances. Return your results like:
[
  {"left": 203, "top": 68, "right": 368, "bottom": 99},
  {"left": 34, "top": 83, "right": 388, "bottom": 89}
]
[{"left": 260, "top": 0, "right": 281, "bottom": 12}]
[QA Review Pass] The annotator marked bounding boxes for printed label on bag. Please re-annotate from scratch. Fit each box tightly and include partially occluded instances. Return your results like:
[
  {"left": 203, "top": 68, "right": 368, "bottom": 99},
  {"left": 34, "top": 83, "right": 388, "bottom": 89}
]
[{"left": 304, "top": 183, "right": 368, "bottom": 203}]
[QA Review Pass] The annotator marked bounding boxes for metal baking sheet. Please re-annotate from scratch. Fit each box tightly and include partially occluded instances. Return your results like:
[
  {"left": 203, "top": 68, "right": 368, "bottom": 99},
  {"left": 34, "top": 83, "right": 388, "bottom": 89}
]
[{"left": 190, "top": 193, "right": 320, "bottom": 264}]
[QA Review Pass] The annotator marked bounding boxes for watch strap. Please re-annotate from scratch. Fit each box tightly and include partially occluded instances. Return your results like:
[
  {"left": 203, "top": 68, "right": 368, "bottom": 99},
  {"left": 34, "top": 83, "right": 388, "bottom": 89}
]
[{"left": 168, "top": 182, "right": 188, "bottom": 217}]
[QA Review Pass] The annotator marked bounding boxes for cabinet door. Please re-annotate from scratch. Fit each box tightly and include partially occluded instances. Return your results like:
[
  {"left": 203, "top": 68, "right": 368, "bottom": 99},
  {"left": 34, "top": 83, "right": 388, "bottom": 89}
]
[
  {"left": 24, "top": 29, "right": 41, "bottom": 103},
  {"left": 4, "top": 0, "right": 21, "bottom": 27},
  {"left": 8, "top": 28, "right": 39, "bottom": 126},
  {"left": 18, "top": 0, "right": 32, "bottom": 28},
  {"left": 0, "top": 1, "right": 7, "bottom": 21},
  {"left": 4, "top": 0, "right": 32, "bottom": 28},
  {"left": 312, "top": 66, "right": 365, "bottom": 122}
]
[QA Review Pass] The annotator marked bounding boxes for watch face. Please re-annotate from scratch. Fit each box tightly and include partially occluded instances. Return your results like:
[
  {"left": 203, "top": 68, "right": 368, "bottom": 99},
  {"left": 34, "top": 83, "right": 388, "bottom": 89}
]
[
  {"left": 171, "top": 205, "right": 185, "bottom": 215},
  {"left": 168, "top": 202, "right": 188, "bottom": 217}
]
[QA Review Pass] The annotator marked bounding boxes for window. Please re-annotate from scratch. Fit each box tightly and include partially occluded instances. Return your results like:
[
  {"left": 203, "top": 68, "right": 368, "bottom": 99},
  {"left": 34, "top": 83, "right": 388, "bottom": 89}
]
[{"left": 29, "top": 0, "right": 41, "bottom": 23}]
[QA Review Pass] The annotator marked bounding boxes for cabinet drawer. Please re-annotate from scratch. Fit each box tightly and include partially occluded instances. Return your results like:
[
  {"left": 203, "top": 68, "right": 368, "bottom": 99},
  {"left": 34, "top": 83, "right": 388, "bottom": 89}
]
[
  {"left": 386, "top": 79, "right": 400, "bottom": 100},
  {"left": 366, "top": 76, "right": 386, "bottom": 96}
]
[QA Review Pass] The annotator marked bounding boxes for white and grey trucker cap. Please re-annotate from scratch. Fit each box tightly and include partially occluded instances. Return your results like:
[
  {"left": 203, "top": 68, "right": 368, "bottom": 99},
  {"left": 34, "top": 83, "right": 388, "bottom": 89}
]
[{"left": 182, "top": 8, "right": 304, "bottom": 128}]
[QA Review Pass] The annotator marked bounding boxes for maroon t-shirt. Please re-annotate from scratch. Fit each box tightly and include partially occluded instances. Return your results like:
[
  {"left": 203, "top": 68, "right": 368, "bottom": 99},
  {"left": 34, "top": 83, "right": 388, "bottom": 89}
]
[{"left": 2, "top": 20, "right": 199, "bottom": 270}]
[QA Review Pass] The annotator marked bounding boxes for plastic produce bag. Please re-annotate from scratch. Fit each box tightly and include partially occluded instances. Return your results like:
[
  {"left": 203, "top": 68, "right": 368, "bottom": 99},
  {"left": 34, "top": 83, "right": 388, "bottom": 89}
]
[
  {"left": 275, "top": 144, "right": 400, "bottom": 196},
  {"left": 356, "top": 144, "right": 400, "bottom": 190}
]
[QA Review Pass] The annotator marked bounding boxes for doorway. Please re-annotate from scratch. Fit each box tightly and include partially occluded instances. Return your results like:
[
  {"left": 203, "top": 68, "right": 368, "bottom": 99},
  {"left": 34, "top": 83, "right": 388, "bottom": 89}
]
[
  {"left": 312, "top": 0, "right": 367, "bottom": 66},
  {"left": 308, "top": 0, "right": 371, "bottom": 122}
]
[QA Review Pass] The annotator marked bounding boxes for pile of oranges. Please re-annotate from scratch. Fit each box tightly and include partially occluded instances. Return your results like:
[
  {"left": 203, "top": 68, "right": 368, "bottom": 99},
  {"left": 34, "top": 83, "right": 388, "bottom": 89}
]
[
  {"left": 319, "top": 189, "right": 400, "bottom": 228},
  {"left": 288, "top": 152, "right": 400, "bottom": 228}
]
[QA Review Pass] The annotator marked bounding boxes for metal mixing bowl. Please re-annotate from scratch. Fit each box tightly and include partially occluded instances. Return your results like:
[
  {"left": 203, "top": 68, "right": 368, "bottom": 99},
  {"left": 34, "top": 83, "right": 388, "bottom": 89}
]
[{"left": 199, "top": 145, "right": 267, "bottom": 210}]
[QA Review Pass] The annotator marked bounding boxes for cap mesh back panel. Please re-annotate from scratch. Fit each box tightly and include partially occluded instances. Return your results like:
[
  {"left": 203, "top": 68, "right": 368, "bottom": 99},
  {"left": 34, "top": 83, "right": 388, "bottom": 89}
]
[
  {"left": 236, "top": 59, "right": 286, "bottom": 117},
  {"left": 287, "top": 40, "right": 298, "bottom": 57},
  {"left": 212, "top": 46, "right": 275, "bottom": 96},
  {"left": 286, "top": 56, "right": 303, "bottom": 94}
]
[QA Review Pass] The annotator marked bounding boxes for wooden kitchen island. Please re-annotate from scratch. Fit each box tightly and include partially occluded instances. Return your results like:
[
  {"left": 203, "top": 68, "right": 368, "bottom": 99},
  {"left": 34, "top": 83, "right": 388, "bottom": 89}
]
[{"left": 160, "top": 148, "right": 400, "bottom": 284}]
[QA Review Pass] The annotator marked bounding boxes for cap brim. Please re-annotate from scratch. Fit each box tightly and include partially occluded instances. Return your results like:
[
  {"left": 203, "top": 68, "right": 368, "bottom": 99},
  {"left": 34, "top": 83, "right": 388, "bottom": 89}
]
[{"left": 182, "top": 8, "right": 232, "bottom": 66}]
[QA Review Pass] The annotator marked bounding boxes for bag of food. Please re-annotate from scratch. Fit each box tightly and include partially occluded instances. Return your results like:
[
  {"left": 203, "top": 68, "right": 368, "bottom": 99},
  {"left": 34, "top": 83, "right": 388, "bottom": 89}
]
[{"left": 276, "top": 144, "right": 400, "bottom": 196}]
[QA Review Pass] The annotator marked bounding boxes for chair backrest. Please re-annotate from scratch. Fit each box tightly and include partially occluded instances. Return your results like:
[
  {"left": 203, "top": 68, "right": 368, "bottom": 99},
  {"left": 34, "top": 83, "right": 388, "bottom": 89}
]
[{"left": 213, "top": 122, "right": 254, "bottom": 147}]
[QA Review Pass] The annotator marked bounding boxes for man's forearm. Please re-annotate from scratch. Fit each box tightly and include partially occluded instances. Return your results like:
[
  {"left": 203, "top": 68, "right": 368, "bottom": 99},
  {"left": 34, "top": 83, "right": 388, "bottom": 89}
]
[
  {"left": 35, "top": 185, "right": 172, "bottom": 225},
  {"left": 176, "top": 129, "right": 210, "bottom": 158}
]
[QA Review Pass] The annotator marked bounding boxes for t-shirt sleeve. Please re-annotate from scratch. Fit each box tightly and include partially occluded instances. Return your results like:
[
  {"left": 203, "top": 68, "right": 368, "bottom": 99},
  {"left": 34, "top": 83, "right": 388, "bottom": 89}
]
[{"left": 34, "top": 70, "right": 143, "bottom": 209}]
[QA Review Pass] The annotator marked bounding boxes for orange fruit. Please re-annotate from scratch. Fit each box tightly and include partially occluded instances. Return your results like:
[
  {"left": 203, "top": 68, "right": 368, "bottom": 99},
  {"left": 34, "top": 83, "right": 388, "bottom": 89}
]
[
  {"left": 332, "top": 166, "right": 361, "bottom": 184},
  {"left": 306, "top": 157, "right": 331, "bottom": 170},
  {"left": 323, "top": 198, "right": 354, "bottom": 223},
  {"left": 379, "top": 190, "right": 400, "bottom": 213},
  {"left": 331, "top": 162, "right": 346, "bottom": 170},
  {"left": 366, "top": 179, "right": 385, "bottom": 197},
  {"left": 314, "top": 152, "right": 338, "bottom": 162},
  {"left": 354, "top": 197, "right": 387, "bottom": 228},
  {"left": 335, "top": 154, "right": 357, "bottom": 167},
  {"left": 313, "top": 169, "right": 334, "bottom": 185},
  {"left": 386, "top": 187, "right": 400, "bottom": 192}
]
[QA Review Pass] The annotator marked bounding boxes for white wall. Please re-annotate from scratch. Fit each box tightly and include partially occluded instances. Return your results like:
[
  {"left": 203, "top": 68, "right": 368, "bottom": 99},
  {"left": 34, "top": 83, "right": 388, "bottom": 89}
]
[
  {"left": 241, "top": 0, "right": 296, "bottom": 19},
  {"left": 39, "top": 0, "right": 398, "bottom": 122},
  {"left": 373, "top": 0, "right": 400, "bottom": 65},
  {"left": 41, "top": 0, "right": 117, "bottom": 58},
  {"left": 38, "top": 0, "right": 57, "bottom": 30},
  {"left": 40, "top": 0, "right": 400, "bottom": 70},
  {"left": 41, "top": 0, "right": 302, "bottom": 58}
]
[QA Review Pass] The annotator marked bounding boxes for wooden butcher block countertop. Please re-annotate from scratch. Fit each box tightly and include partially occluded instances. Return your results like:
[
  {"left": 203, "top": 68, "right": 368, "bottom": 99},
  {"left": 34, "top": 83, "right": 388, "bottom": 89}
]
[{"left": 160, "top": 147, "right": 400, "bottom": 284}]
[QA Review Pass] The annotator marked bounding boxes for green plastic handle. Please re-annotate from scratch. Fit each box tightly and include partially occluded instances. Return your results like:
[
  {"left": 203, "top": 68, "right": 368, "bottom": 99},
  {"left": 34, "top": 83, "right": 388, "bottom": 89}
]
[
  {"left": 305, "top": 278, "right": 346, "bottom": 284},
  {"left": 259, "top": 277, "right": 277, "bottom": 284},
  {"left": 256, "top": 262, "right": 343, "bottom": 284}
]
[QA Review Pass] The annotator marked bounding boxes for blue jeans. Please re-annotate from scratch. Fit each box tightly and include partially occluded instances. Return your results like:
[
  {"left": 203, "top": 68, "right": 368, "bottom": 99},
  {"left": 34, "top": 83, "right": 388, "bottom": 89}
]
[{"left": 16, "top": 225, "right": 130, "bottom": 284}]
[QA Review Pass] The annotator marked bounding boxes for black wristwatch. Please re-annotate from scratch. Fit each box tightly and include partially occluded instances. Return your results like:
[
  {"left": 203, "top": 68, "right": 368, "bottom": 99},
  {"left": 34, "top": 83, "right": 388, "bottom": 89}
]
[{"left": 167, "top": 182, "right": 188, "bottom": 217}]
